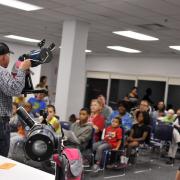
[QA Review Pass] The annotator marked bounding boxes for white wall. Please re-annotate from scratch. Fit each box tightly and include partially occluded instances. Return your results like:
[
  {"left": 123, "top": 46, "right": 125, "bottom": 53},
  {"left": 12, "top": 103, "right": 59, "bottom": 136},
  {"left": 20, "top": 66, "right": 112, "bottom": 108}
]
[
  {"left": 40, "top": 51, "right": 60, "bottom": 104},
  {"left": 30, "top": 53, "right": 180, "bottom": 116},
  {"left": 6, "top": 41, "right": 41, "bottom": 87},
  {"left": 86, "top": 56, "right": 180, "bottom": 78}
]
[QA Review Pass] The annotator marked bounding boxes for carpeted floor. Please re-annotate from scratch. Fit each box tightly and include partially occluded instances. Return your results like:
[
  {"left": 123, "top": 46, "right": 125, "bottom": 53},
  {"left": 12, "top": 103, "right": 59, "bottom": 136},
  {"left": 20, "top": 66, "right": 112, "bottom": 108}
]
[
  {"left": 12, "top": 143, "right": 180, "bottom": 180},
  {"left": 84, "top": 151, "right": 180, "bottom": 180}
]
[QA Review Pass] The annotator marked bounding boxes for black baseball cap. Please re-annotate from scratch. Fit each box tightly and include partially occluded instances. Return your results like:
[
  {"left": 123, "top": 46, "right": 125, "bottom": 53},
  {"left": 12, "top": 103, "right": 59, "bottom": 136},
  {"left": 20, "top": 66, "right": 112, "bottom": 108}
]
[{"left": 0, "top": 42, "right": 14, "bottom": 55}]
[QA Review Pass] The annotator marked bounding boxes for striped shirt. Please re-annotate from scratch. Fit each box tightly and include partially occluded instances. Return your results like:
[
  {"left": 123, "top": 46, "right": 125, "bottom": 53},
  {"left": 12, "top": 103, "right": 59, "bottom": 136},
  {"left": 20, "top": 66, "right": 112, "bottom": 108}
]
[{"left": 0, "top": 66, "right": 26, "bottom": 117}]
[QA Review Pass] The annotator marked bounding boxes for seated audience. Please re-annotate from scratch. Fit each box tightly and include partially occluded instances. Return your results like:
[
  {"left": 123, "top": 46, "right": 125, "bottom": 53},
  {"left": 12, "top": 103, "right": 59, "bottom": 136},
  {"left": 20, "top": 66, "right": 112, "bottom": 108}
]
[
  {"left": 9, "top": 102, "right": 20, "bottom": 132},
  {"left": 71, "top": 108, "right": 93, "bottom": 151},
  {"left": 161, "top": 109, "right": 176, "bottom": 124},
  {"left": 23, "top": 102, "right": 34, "bottom": 118},
  {"left": 89, "top": 99, "right": 105, "bottom": 142},
  {"left": 46, "top": 105, "right": 61, "bottom": 135},
  {"left": 28, "top": 92, "right": 46, "bottom": 117},
  {"left": 97, "top": 94, "right": 112, "bottom": 122},
  {"left": 153, "top": 101, "right": 167, "bottom": 119},
  {"left": 128, "top": 87, "right": 138, "bottom": 107},
  {"left": 8, "top": 113, "right": 27, "bottom": 159},
  {"left": 69, "top": 114, "right": 77, "bottom": 125},
  {"left": 92, "top": 116, "right": 122, "bottom": 172},
  {"left": 108, "top": 101, "right": 133, "bottom": 133},
  {"left": 36, "top": 75, "right": 48, "bottom": 89},
  {"left": 123, "top": 95, "right": 134, "bottom": 112},
  {"left": 142, "top": 88, "right": 154, "bottom": 105},
  {"left": 156, "top": 109, "right": 166, "bottom": 121},
  {"left": 151, "top": 101, "right": 167, "bottom": 132},
  {"left": 14, "top": 95, "right": 26, "bottom": 106},
  {"left": 120, "top": 111, "right": 150, "bottom": 167},
  {"left": 166, "top": 109, "right": 180, "bottom": 165},
  {"left": 133, "top": 100, "right": 152, "bottom": 126},
  {"left": 36, "top": 76, "right": 50, "bottom": 104}
]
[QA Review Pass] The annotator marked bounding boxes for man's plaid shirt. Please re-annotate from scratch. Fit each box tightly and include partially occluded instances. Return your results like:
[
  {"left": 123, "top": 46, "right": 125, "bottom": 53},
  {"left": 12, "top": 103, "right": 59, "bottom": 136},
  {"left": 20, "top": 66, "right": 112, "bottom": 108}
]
[{"left": 0, "top": 66, "right": 26, "bottom": 117}]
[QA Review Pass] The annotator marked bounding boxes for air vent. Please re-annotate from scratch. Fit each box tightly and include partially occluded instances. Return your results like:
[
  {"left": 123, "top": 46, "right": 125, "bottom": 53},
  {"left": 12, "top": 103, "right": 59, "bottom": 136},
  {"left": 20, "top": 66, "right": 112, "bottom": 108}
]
[{"left": 137, "top": 23, "right": 169, "bottom": 31}]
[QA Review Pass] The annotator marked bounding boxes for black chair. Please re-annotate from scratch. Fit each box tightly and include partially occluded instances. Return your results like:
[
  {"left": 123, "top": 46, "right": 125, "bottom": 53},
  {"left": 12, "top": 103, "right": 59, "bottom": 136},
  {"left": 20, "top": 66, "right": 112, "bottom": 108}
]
[
  {"left": 154, "top": 122, "right": 173, "bottom": 141},
  {"left": 60, "top": 121, "right": 71, "bottom": 130},
  {"left": 150, "top": 122, "right": 173, "bottom": 158}
]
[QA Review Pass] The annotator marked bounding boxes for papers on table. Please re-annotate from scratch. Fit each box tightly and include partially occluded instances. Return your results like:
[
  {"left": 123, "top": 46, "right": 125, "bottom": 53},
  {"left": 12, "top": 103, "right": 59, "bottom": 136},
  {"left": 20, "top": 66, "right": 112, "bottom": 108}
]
[{"left": 0, "top": 163, "right": 16, "bottom": 170}]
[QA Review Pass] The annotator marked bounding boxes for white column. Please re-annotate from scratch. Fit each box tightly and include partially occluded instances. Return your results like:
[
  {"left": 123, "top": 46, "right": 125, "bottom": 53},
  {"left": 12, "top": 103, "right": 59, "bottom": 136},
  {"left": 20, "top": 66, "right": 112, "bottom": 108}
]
[{"left": 55, "top": 20, "right": 89, "bottom": 120}]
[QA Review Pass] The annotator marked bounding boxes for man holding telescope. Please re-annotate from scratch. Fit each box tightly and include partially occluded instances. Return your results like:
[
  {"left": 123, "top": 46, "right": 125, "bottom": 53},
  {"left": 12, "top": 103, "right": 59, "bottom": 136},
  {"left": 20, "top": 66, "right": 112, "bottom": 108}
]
[{"left": 0, "top": 42, "right": 31, "bottom": 157}]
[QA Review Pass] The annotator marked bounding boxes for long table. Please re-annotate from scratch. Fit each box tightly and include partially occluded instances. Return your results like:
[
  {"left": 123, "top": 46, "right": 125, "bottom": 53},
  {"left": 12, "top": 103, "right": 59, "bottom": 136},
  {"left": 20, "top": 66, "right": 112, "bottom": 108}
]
[{"left": 0, "top": 156, "right": 54, "bottom": 180}]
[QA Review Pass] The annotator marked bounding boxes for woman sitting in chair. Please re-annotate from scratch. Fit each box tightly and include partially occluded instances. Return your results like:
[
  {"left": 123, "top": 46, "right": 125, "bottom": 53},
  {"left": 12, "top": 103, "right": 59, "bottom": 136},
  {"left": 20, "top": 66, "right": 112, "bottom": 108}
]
[{"left": 89, "top": 99, "right": 105, "bottom": 142}]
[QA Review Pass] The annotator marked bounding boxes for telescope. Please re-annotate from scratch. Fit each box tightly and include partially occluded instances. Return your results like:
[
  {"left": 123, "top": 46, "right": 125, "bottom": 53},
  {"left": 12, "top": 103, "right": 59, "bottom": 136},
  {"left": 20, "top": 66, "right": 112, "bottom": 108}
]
[
  {"left": 17, "top": 106, "right": 60, "bottom": 161},
  {"left": 12, "top": 39, "right": 55, "bottom": 95},
  {"left": 16, "top": 106, "right": 84, "bottom": 180}
]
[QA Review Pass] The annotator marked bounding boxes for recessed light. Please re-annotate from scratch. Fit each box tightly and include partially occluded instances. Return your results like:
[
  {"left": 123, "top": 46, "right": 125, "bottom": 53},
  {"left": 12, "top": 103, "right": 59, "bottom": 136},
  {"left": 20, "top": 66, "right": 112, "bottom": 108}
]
[
  {"left": 0, "top": 0, "right": 43, "bottom": 11},
  {"left": 107, "top": 46, "right": 141, "bottom": 53},
  {"left": 113, "top": 30, "right": 159, "bottom": 41},
  {"left": 169, "top": 46, "right": 180, "bottom": 51},
  {"left": 59, "top": 46, "right": 92, "bottom": 53},
  {"left": 4, "top": 35, "right": 41, "bottom": 43},
  {"left": 85, "top": 49, "right": 92, "bottom": 53}
]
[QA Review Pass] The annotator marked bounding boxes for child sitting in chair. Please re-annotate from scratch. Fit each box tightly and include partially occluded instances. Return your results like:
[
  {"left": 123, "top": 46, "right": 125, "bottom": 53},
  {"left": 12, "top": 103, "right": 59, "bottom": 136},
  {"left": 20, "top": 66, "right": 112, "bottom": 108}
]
[
  {"left": 70, "top": 108, "right": 93, "bottom": 151},
  {"left": 119, "top": 111, "right": 150, "bottom": 168},
  {"left": 46, "top": 105, "right": 61, "bottom": 135},
  {"left": 92, "top": 116, "right": 122, "bottom": 172}
]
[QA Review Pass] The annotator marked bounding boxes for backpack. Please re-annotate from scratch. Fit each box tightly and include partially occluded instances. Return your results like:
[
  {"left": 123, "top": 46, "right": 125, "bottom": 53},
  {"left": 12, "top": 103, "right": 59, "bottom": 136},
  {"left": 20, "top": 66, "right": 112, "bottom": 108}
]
[{"left": 53, "top": 148, "right": 83, "bottom": 180}]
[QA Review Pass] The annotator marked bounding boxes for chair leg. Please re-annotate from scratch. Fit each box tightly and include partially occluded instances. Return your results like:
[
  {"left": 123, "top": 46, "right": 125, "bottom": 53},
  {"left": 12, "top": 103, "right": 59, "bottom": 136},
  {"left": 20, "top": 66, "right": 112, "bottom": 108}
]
[{"left": 102, "top": 150, "right": 109, "bottom": 176}]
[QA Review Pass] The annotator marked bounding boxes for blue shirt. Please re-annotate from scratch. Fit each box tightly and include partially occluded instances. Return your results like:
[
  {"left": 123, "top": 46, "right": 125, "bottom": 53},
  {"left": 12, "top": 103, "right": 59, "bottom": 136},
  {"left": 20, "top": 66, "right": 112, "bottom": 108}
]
[
  {"left": 28, "top": 97, "right": 46, "bottom": 115},
  {"left": 108, "top": 111, "right": 133, "bottom": 132}
]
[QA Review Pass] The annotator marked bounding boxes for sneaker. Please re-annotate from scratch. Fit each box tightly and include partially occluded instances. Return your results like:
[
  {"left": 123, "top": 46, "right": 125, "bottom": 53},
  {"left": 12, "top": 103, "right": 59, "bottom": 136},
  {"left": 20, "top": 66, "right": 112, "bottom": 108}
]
[{"left": 92, "top": 164, "right": 100, "bottom": 173}]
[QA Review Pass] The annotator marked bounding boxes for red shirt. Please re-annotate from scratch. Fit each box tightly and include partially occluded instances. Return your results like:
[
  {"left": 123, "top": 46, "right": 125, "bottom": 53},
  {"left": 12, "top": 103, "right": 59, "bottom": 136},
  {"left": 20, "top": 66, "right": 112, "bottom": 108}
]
[
  {"left": 104, "top": 126, "right": 122, "bottom": 149},
  {"left": 90, "top": 114, "right": 105, "bottom": 142}
]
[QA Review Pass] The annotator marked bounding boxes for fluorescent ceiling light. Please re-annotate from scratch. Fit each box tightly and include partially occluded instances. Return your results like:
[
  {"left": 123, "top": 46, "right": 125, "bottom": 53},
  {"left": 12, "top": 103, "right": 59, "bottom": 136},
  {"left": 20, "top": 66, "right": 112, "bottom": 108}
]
[
  {"left": 59, "top": 46, "right": 92, "bottom": 53},
  {"left": 107, "top": 46, "right": 141, "bottom": 53},
  {"left": 85, "top": 49, "right": 92, "bottom": 53},
  {"left": 4, "top": 35, "right": 40, "bottom": 43},
  {"left": 113, "top": 30, "right": 159, "bottom": 41},
  {"left": 169, "top": 46, "right": 180, "bottom": 51},
  {"left": 0, "top": 0, "right": 43, "bottom": 11}
]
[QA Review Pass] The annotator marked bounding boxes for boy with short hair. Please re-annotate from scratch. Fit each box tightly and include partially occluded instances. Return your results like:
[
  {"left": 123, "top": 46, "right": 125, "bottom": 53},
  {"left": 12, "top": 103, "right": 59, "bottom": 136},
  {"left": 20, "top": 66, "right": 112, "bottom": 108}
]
[
  {"left": 92, "top": 117, "right": 122, "bottom": 172},
  {"left": 71, "top": 108, "right": 93, "bottom": 151}
]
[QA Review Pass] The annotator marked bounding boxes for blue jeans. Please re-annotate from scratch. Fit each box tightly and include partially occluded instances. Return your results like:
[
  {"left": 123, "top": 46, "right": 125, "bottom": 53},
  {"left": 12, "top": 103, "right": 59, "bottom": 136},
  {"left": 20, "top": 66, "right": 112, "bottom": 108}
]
[{"left": 0, "top": 118, "right": 10, "bottom": 157}]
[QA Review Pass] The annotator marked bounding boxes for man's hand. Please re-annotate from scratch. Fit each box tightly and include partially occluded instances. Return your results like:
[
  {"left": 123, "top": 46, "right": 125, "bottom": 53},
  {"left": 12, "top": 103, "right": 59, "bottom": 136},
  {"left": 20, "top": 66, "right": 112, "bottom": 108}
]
[{"left": 19, "top": 60, "right": 31, "bottom": 70}]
